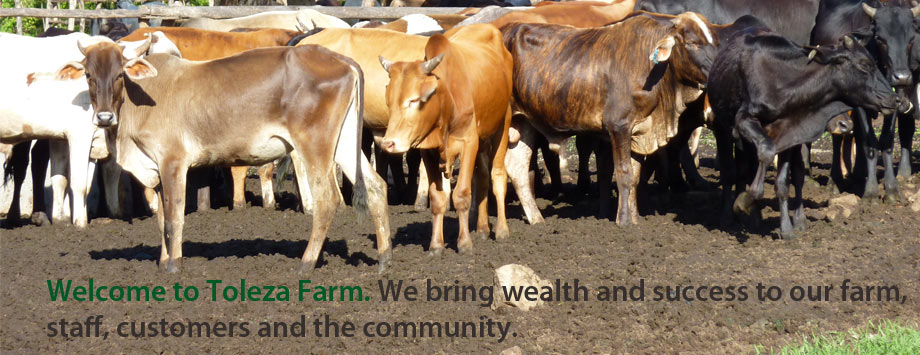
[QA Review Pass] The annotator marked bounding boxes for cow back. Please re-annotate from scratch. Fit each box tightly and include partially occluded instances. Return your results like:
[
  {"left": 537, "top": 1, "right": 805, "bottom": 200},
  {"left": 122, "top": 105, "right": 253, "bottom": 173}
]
[
  {"left": 120, "top": 27, "right": 299, "bottom": 61},
  {"left": 296, "top": 28, "right": 430, "bottom": 130}
]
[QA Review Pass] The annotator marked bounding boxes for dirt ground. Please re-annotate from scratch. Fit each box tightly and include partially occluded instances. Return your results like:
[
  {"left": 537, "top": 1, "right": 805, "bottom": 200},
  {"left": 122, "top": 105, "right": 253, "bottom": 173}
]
[{"left": 2, "top": 133, "right": 919, "bottom": 354}]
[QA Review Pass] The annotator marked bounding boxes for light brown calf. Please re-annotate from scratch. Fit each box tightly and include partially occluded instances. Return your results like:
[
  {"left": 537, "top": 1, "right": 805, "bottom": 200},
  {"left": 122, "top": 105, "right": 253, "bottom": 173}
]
[
  {"left": 379, "top": 24, "right": 513, "bottom": 253},
  {"left": 56, "top": 38, "right": 391, "bottom": 273}
]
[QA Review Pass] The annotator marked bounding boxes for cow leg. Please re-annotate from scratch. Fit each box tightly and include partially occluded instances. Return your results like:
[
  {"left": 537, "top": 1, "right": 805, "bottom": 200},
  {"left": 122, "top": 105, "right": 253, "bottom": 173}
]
[
  {"left": 4, "top": 142, "right": 30, "bottom": 227},
  {"left": 414, "top": 158, "right": 430, "bottom": 210},
  {"left": 48, "top": 140, "right": 69, "bottom": 225},
  {"left": 155, "top": 187, "right": 168, "bottom": 270},
  {"left": 505, "top": 123, "right": 543, "bottom": 225},
  {"left": 230, "top": 166, "right": 247, "bottom": 209},
  {"left": 596, "top": 138, "right": 615, "bottom": 219},
  {"left": 775, "top": 150, "right": 794, "bottom": 239},
  {"left": 65, "top": 134, "right": 96, "bottom": 228},
  {"left": 145, "top": 187, "right": 159, "bottom": 216},
  {"left": 489, "top": 110, "right": 511, "bottom": 239},
  {"left": 29, "top": 140, "right": 50, "bottom": 225},
  {"left": 852, "top": 108, "right": 880, "bottom": 199},
  {"left": 790, "top": 147, "right": 807, "bottom": 232},
  {"left": 878, "top": 113, "right": 900, "bottom": 203},
  {"left": 542, "top": 142, "right": 562, "bottom": 200},
  {"left": 192, "top": 169, "right": 211, "bottom": 212},
  {"left": 159, "top": 160, "right": 189, "bottom": 273},
  {"left": 609, "top": 120, "right": 639, "bottom": 226},
  {"left": 453, "top": 138, "right": 479, "bottom": 253},
  {"left": 576, "top": 134, "right": 595, "bottom": 195},
  {"left": 333, "top": 132, "right": 391, "bottom": 274},
  {"left": 734, "top": 115, "right": 775, "bottom": 217},
  {"left": 293, "top": 147, "right": 338, "bottom": 274},
  {"left": 473, "top": 151, "right": 491, "bottom": 240},
  {"left": 420, "top": 149, "right": 448, "bottom": 255},
  {"left": 258, "top": 163, "right": 275, "bottom": 209},
  {"left": 289, "top": 151, "right": 315, "bottom": 215},
  {"left": 830, "top": 134, "right": 846, "bottom": 191},
  {"left": 102, "top": 160, "right": 127, "bottom": 219},
  {"left": 689, "top": 126, "right": 702, "bottom": 168},
  {"left": 897, "top": 109, "right": 915, "bottom": 179}
]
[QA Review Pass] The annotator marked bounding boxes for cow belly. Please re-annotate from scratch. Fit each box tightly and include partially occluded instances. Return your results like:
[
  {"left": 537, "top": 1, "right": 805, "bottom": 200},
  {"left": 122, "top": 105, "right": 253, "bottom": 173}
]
[
  {"left": 0, "top": 109, "right": 68, "bottom": 143},
  {"left": 241, "top": 136, "right": 290, "bottom": 165}
]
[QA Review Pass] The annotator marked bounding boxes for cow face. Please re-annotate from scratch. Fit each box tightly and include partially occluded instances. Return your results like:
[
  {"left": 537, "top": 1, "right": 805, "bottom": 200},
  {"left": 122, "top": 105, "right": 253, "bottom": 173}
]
[
  {"left": 811, "top": 36, "right": 901, "bottom": 115},
  {"left": 53, "top": 36, "right": 158, "bottom": 127},
  {"left": 861, "top": 3, "right": 920, "bottom": 89},
  {"left": 650, "top": 12, "right": 719, "bottom": 86},
  {"left": 378, "top": 54, "right": 444, "bottom": 154}
]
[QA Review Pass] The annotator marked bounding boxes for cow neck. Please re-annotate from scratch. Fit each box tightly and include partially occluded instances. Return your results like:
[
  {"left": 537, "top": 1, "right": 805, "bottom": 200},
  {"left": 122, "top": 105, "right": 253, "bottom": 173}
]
[{"left": 769, "top": 56, "right": 840, "bottom": 115}]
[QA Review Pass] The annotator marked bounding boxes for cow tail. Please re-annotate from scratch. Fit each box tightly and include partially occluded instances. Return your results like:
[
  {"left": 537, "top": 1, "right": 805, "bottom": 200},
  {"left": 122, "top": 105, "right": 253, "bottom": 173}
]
[{"left": 348, "top": 61, "right": 371, "bottom": 220}]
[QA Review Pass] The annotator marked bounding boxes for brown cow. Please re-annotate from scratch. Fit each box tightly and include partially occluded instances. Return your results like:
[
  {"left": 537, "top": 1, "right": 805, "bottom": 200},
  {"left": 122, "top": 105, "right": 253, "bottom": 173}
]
[
  {"left": 118, "top": 27, "right": 305, "bottom": 212},
  {"left": 501, "top": 12, "right": 719, "bottom": 225},
  {"left": 297, "top": 28, "right": 544, "bottom": 225},
  {"left": 490, "top": 0, "right": 638, "bottom": 29},
  {"left": 53, "top": 37, "right": 391, "bottom": 273},
  {"left": 378, "top": 23, "right": 513, "bottom": 253}
]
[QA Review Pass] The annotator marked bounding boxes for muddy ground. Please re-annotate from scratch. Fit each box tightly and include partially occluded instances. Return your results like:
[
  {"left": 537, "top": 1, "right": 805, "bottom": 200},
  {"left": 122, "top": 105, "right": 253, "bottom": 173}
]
[{"left": 2, "top": 133, "right": 919, "bottom": 354}]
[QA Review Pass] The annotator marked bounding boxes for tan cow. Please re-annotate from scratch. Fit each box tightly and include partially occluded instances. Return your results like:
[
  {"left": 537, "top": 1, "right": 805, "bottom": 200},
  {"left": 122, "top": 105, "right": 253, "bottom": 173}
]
[
  {"left": 491, "top": 0, "right": 638, "bottom": 29},
  {"left": 53, "top": 37, "right": 391, "bottom": 273},
  {"left": 181, "top": 9, "right": 349, "bottom": 32},
  {"left": 378, "top": 24, "right": 513, "bottom": 253},
  {"left": 117, "top": 27, "right": 308, "bottom": 213}
]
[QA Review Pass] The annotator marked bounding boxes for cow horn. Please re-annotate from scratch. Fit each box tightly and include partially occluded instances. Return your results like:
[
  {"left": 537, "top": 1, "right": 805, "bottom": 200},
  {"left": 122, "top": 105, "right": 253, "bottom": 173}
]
[
  {"left": 862, "top": 3, "right": 877, "bottom": 18},
  {"left": 77, "top": 36, "right": 114, "bottom": 55},
  {"left": 296, "top": 16, "right": 309, "bottom": 32},
  {"left": 379, "top": 56, "right": 394, "bottom": 71},
  {"left": 134, "top": 36, "right": 153, "bottom": 57},
  {"left": 808, "top": 49, "right": 818, "bottom": 61},
  {"left": 422, "top": 54, "right": 444, "bottom": 75},
  {"left": 843, "top": 35, "right": 855, "bottom": 49},
  {"left": 912, "top": 4, "right": 920, "bottom": 18}
]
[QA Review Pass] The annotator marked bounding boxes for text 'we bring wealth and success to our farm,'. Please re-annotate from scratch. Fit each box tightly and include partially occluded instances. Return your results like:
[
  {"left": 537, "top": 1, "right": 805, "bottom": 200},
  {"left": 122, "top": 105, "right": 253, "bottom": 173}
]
[{"left": 43, "top": 278, "right": 908, "bottom": 342}]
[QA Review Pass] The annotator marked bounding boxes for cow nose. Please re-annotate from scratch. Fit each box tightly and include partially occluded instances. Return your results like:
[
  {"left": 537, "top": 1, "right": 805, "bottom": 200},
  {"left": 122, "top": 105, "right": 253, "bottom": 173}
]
[
  {"left": 891, "top": 70, "right": 912, "bottom": 87},
  {"left": 381, "top": 140, "right": 396, "bottom": 153},
  {"left": 96, "top": 112, "right": 114, "bottom": 126}
]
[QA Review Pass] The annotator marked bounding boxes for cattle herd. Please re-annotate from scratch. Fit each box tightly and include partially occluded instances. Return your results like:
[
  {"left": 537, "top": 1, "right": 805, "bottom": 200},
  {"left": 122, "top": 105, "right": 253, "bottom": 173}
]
[{"left": 2, "top": 0, "right": 919, "bottom": 274}]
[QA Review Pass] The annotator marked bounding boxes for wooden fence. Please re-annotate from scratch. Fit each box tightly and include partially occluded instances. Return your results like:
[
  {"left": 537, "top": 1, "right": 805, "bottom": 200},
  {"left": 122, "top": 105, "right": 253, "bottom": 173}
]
[{"left": 0, "top": 5, "right": 490, "bottom": 35}]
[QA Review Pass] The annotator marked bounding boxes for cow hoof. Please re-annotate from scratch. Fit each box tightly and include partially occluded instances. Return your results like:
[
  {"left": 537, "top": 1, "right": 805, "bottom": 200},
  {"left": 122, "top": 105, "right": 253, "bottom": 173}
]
[
  {"left": 458, "top": 244, "right": 473, "bottom": 254},
  {"left": 166, "top": 259, "right": 181, "bottom": 274},
  {"left": 884, "top": 192, "right": 901, "bottom": 205},
  {"left": 377, "top": 252, "right": 391, "bottom": 274},
  {"left": 780, "top": 229, "right": 798, "bottom": 240},
  {"left": 863, "top": 187, "right": 880, "bottom": 200},
  {"left": 897, "top": 165, "right": 912, "bottom": 179},
  {"left": 413, "top": 200, "right": 428, "bottom": 211},
  {"left": 31, "top": 212, "right": 50, "bottom": 227},
  {"left": 494, "top": 228, "right": 510, "bottom": 240},
  {"left": 474, "top": 230, "right": 489, "bottom": 240},
  {"left": 733, "top": 192, "right": 756, "bottom": 216},
  {"left": 233, "top": 202, "right": 246, "bottom": 210},
  {"left": 428, "top": 247, "right": 444, "bottom": 257}
]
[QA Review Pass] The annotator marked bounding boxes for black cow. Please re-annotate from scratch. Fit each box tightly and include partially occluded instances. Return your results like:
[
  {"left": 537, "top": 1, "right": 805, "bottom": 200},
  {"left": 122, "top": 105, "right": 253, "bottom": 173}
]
[
  {"left": 708, "top": 30, "right": 900, "bottom": 238},
  {"left": 811, "top": 0, "right": 919, "bottom": 201},
  {"left": 635, "top": 0, "right": 820, "bottom": 45}
]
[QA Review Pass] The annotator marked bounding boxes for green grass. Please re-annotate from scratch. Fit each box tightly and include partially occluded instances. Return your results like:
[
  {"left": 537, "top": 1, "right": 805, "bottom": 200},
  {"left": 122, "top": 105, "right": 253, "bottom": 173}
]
[{"left": 754, "top": 320, "right": 920, "bottom": 355}]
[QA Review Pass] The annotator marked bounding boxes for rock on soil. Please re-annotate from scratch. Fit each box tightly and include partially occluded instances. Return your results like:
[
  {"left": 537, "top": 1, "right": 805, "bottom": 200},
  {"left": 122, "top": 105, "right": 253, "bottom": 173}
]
[{"left": 492, "top": 264, "right": 552, "bottom": 311}]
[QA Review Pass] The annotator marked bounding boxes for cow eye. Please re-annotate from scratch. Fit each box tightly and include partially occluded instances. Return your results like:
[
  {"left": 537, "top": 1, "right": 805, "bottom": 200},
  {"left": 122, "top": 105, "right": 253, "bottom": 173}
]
[{"left": 85, "top": 73, "right": 91, "bottom": 79}]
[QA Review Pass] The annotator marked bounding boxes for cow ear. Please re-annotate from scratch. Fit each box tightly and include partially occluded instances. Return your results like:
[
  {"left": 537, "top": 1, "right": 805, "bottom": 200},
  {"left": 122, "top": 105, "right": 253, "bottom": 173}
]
[
  {"left": 55, "top": 61, "right": 85, "bottom": 81},
  {"left": 420, "top": 79, "right": 437, "bottom": 103},
  {"left": 650, "top": 36, "right": 676, "bottom": 64},
  {"left": 123, "top": 58, "right": 158, "bottom": 80}
]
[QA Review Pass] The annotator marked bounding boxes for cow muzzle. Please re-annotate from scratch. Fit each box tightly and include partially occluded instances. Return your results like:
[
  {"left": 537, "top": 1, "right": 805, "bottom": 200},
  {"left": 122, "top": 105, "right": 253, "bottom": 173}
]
[
  {"left": 380, "top": 138, "right": 408, "bottom": 154},
  {"left": 891, "top": 70, "right": 913, "bottom": 87},
  {"left": 94, "top": 112, "right": 117, "bottom": 127},
  {"left": 826, "top": 114, "right": 853, "bottom": 135}
]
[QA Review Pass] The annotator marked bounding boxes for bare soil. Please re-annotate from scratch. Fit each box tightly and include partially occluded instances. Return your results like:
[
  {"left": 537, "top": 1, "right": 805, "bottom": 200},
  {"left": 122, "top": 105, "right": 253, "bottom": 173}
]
[{"left": 2, "top": 135, "right": 919, "bottom": 354}]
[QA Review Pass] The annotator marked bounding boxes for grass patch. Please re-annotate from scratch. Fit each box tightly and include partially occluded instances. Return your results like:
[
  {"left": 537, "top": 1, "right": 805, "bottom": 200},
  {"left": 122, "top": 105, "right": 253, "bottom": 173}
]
[{"left": 754, "top": 319, "right": 920, "bottom": 355}]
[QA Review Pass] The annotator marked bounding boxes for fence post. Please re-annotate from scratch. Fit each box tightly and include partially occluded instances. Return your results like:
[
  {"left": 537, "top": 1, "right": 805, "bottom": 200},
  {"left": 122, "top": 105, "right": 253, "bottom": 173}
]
[{"left": 14, "top": 0, "right": 23, "bottom": 35}]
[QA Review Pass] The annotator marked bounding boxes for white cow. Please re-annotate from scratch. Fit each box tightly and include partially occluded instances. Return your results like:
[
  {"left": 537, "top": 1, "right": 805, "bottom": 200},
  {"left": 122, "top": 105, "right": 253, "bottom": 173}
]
[
  {"left": 0, "top": 33, "right": 156, "bottom": 227},
  {"left": 181, "top": 9, "right": 350, "bottom": 32}
]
